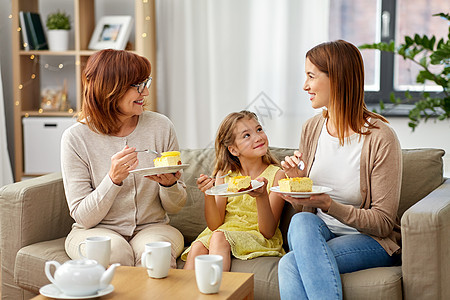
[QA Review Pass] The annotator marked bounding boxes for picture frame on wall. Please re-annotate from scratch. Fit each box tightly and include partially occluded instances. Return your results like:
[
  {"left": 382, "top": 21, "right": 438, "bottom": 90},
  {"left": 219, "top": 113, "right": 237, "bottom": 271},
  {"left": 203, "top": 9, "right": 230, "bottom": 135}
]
[{"left": 88, "top": 15, "right": 133, "bottom": 50}]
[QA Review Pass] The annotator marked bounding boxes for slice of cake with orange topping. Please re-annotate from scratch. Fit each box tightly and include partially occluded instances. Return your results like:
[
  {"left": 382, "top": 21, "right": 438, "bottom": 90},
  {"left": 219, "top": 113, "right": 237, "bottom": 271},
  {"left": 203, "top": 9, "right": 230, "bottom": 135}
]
[
  {"left": 153, "top": 151, "right": 182, "bottom": 167},
  {"left": 227, "top": 176, "right": 252, "bottom": 193},
  {"left": 279, "top": 177, "right": 313, "bottom": 192}
]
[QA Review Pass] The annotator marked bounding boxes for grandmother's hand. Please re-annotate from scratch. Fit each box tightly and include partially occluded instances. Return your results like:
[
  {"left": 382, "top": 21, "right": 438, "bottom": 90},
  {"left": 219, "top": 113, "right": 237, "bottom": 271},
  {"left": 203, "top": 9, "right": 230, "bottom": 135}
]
[
  {"left": 146, "top": 171, "right": 181, "bottom": 187},
  {"left": 109, "top": 145, "right": 138, "bottom": 185}
]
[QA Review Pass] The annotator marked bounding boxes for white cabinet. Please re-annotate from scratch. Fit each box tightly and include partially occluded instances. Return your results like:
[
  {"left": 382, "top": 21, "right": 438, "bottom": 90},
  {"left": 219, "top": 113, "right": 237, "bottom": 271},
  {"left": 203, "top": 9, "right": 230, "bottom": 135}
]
[{"left": 23, "top": 117, "right": 76, "bottom": 174}]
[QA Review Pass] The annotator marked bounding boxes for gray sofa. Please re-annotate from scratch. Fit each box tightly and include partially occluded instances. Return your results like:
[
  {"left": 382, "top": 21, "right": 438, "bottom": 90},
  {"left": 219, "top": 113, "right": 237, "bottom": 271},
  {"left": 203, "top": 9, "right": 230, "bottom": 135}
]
[{"left": 0, "top": 147, "right": 449, "bottom": 300}]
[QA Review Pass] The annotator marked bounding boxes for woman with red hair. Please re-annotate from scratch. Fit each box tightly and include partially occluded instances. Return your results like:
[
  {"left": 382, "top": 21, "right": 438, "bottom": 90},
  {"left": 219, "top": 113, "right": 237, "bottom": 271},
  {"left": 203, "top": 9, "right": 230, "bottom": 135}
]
[
  {"left": 278, "top": 40, "right": 402, "bottom": 299},
  {"left": 61, "top": 49, "right": 186, "bottom": 268}
]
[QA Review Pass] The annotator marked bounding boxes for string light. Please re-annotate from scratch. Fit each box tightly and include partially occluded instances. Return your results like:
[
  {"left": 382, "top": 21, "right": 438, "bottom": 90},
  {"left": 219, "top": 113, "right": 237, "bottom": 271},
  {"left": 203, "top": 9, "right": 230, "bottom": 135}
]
[
  {"left": 8, "top": 14, "right": 12, "bottom": 19},
  {"left": 15, "top": 1, "right": 153, "bottom": 115}
]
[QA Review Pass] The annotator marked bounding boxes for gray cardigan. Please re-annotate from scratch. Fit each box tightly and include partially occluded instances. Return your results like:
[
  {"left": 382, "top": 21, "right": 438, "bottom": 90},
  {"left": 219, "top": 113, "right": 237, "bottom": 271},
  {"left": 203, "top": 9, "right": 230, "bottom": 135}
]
[
  {"left": 299, "top": 114, "right": 402, "bottom": 255},
  {"left": 61, "top": 111, "right": 187, "bottom": 237}
]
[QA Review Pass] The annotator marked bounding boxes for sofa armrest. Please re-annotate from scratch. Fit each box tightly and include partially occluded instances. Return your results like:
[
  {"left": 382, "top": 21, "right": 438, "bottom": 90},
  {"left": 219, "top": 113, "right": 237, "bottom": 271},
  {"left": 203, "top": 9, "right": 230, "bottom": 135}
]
[
  {"left": 0, "top": 172, "right": 73, "bottom": 292},
  {"left": 401, "top": 178, "right": 450, "bottom": 300}
]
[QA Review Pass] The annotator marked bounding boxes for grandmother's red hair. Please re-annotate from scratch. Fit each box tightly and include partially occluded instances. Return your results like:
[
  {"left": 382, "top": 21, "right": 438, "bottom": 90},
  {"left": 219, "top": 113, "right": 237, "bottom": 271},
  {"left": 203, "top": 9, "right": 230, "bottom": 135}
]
[{"left": 78, "top": 49, "right": 151, "bottom": 135}]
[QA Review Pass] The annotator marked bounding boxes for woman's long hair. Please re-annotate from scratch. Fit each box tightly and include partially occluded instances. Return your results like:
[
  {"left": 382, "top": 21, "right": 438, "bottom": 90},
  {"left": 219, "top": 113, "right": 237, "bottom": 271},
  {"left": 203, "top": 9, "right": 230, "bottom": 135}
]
[
  {"left": 306, "top": 40, "right": 387, "bottom": 145},
  {"left": 79, "top": 49, "right": 151, "bottom": 135},
  {"left": 213, "top": 110, "right": 279, "bottom": 175}
]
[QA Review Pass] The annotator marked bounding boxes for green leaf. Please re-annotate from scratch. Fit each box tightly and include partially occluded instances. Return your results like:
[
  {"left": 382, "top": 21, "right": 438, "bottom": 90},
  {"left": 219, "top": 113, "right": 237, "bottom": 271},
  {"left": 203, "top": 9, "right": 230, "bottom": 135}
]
[{"left": 414, "top": 34, "right": 422, "bottom": 44}]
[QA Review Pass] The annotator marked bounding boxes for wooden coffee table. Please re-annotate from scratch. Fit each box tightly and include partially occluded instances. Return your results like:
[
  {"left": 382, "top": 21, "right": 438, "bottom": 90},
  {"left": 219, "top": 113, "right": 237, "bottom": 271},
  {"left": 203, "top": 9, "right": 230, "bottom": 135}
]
[{"left": 33, "top": 266, "right": 254, "bottom": 300}]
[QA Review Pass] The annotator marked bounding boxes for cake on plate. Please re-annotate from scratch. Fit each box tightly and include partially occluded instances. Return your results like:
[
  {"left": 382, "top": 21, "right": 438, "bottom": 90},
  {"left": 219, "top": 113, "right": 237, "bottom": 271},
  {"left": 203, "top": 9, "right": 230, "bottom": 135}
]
[
  {"left": 278, "top": 177, "right": 313, "bottom": 192},
  {"left": 227, "top": 176, "right": 252, "bottom": 193},
  {"left": 153, "top": 151, "right": 182, "bottom": 167}
]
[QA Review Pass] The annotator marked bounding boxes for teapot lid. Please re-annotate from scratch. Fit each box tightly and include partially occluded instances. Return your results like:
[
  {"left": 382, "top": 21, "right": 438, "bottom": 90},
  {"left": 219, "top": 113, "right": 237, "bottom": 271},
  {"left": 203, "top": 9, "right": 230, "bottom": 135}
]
[{"left": 66, "top": 259, "right": 100, "bottom": 267}]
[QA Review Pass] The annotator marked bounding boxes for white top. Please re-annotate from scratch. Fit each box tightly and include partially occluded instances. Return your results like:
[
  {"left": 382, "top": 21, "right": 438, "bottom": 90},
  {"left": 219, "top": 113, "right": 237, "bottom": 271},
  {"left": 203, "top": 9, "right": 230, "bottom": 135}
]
[{"left": 309, "top": 121, "right": 364, "bottom": 235}]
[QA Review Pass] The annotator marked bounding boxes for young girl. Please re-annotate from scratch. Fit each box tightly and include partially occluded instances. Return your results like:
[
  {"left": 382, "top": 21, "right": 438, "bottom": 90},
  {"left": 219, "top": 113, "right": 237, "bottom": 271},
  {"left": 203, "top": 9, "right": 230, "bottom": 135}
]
[{"left": 182, "top": 110, "right": 286, "bottom": 271}]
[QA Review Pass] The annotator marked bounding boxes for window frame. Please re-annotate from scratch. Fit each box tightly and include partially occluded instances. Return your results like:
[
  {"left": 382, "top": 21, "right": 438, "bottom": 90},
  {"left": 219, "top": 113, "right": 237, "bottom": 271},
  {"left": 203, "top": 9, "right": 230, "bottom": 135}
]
[{"left": 364, "top": 0, "right": 444, "bottom": 115}]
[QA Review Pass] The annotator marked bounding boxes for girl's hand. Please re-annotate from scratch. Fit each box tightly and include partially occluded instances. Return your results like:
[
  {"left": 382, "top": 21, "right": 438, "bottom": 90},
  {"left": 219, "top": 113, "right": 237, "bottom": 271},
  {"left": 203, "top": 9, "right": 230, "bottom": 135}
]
[
  {"left": 281, "top": 193, "right": 332, "bottom": 212},
  {"left": 248, "top": 177, "right": 268, "bottom": 198},
  {"left": 146, "top": 171, "right": 181, "bottom": 187},
  {"left": 109, "top": 145, "right": 138, "bottom": 185},
  {"left": 196, "top": 174, "right": 215, "bottom": 193},
  {"left": 281, "top": 151, "right": 306, "bottom": 178}
]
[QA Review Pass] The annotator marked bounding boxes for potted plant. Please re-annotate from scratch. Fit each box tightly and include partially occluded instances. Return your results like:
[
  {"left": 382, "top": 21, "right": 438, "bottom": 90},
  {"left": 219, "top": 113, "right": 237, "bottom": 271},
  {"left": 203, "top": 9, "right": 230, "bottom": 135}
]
[
  {"left": 359, "top": 12, "right": 449, "bottom": 131},
  {"left": 46, "top": 10, "right": 71, "bottom": 51}
]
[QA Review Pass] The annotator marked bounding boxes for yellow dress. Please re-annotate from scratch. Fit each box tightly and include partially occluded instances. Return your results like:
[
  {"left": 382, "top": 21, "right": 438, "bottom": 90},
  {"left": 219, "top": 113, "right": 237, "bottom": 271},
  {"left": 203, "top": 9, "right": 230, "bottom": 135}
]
[{"left": 181, "top": 164, "right": 285, "bottom": 261}]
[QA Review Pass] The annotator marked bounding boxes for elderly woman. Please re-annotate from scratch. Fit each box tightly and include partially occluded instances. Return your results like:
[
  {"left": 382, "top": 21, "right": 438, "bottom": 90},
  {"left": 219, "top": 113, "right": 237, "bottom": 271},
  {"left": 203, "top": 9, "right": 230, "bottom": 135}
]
[{"left": 61, "top": 49, "right": 186, "bottom": 267}]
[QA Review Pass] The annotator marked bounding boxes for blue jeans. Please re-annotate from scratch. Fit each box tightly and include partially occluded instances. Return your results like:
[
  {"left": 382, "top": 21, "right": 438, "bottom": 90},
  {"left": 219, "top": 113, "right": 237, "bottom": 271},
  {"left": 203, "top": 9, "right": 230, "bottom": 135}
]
[{"left": 278, "top": 212, "right": 398, "bottom": 300}]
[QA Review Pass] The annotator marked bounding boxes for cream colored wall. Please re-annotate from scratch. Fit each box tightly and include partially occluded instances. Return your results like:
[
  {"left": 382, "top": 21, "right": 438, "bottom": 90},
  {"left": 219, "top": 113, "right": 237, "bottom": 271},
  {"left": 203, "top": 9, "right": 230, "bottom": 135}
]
[
  {"left": 0, "top": 0, "right": 449, "bottom": 179},
  {"left": 388, "top": 117, "right": 450, "bottom": 177}
]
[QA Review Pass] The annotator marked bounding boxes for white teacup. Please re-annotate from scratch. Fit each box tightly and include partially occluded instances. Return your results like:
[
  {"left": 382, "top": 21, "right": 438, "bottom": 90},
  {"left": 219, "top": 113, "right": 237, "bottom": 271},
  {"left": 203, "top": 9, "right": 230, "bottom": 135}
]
[
  {"left": 195, "top": 254, "right": 223, "bottom": 294},
  {"left": 78, "top": 236, "right": 111, "bottom": 268},
  {"left": 141, "top": 241, "right": 171, "bottom": 278}
]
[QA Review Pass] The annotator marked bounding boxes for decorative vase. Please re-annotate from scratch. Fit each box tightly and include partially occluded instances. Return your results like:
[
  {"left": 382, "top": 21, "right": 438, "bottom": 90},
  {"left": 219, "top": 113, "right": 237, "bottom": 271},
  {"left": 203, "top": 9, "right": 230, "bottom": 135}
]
[{"left": 47, "top": 29, "right": 69, "bottom": 51}]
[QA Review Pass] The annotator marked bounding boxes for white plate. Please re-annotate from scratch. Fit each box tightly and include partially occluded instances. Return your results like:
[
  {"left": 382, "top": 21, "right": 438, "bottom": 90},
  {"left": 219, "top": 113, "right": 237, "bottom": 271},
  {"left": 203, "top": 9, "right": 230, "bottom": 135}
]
[
  {"left": 270, "top": 185, "right": 333, "bottom": 198},
  {"left": 130, "top": 164, "right": 190, "bottom": 176},
  {"left": 205, "top": 180, "right": 264, "bottom": 197},
  {"left": 39, "top": 284, "right": 114, "bottom": 299}
]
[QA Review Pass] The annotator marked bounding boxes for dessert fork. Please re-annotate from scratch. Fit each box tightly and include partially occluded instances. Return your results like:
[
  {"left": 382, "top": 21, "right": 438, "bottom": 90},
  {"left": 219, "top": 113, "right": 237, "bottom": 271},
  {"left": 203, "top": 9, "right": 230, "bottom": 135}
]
[{"left": 135, "top": 149, "right": 160, "bottom": 156}]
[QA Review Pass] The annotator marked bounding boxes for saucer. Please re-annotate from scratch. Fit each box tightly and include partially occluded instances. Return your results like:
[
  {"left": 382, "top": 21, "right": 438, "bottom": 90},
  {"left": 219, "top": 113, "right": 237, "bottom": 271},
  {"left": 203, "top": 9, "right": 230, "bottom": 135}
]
[{"left": 39, "top": 284, "right": 114, "bottom": 299}]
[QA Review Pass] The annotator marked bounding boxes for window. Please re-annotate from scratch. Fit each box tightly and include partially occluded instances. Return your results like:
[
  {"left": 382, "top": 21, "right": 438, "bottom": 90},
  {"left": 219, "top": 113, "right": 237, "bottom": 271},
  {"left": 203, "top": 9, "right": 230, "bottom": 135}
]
[{"left": 329, "top": 0, "right": 447, "bottom": 110}]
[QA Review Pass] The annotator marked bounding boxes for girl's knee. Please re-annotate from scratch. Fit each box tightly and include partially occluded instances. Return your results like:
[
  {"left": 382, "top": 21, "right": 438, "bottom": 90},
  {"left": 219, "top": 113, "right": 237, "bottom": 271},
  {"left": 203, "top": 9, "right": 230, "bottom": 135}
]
[
  {"left": 210, "top": 231, "right": 229, "bottom": 249},
  {"left": 190, "top": 241, "right": 208, "bottom": 255}
]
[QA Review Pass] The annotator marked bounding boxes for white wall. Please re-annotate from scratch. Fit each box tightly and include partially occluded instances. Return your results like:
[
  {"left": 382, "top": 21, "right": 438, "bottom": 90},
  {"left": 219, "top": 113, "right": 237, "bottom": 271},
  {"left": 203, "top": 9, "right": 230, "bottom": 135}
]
[
  {"left": 388, "top": 117, "right": 450, "bottom": 177},
  {"left": 1, "top": 0, "right": 449, "bottom": 180}
]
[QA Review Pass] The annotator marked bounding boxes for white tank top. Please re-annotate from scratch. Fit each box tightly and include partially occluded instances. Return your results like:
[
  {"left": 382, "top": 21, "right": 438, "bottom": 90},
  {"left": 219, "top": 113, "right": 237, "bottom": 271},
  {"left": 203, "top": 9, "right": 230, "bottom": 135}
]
[{"left": 309, "top": 120, "right": 364, "bottom": 235}]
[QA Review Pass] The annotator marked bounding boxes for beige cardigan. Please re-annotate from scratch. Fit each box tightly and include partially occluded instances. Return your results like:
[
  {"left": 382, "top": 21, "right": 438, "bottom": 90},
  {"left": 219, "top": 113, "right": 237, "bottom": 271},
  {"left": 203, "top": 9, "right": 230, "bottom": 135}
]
[
  {"left": 61, "top": 111, "right": 187, "bottom": 237},
  {"left": 299, "top": 114, "right": 402, "bottom": 255}
]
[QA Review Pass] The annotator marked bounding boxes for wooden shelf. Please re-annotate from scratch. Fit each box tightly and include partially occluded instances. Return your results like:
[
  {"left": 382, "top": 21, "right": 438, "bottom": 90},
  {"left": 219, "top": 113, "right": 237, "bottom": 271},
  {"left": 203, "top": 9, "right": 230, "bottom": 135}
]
[{"left": 11, "top": 0, "right": 157, "bottom": 181}]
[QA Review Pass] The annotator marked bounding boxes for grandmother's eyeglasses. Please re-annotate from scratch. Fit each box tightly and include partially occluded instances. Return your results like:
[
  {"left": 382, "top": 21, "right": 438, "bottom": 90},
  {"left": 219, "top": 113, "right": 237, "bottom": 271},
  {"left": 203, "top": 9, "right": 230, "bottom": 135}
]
[{"left": 131, "top": 76, "right": 152, "bottom": 94}]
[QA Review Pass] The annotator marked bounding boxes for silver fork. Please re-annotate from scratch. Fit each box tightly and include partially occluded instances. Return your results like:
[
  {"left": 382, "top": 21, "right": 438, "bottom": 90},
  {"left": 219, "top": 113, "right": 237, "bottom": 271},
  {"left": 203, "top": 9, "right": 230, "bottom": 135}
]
[{"left": 135, "top": 149, "right": 160, "bottom": 156}]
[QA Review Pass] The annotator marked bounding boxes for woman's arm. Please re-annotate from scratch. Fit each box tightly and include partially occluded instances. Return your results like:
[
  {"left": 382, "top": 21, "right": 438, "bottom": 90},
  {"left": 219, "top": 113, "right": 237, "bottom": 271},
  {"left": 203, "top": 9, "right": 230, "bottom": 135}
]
[{"left": 61, "top": 130, "right": 124, "bottom": 228}]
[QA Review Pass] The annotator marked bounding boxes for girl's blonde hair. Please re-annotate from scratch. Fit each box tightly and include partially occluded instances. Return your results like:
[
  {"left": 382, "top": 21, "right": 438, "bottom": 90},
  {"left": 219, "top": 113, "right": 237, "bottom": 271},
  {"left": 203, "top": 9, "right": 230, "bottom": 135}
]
[
  {"left": 213, "top": 110, "right": 279, "bottom": 175},
  {"left": 306, "top": 40, "right": 388, "bottom": 145}
]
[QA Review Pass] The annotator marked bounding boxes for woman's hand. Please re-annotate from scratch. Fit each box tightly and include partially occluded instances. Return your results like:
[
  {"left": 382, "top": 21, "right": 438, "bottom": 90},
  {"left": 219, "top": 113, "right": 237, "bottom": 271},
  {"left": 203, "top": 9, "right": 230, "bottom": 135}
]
[
  {"left": 146, "top": 171, "right": 181, "bottom": 187},
  {"left": 109, "top": 145, "right": 138, "bottom": 185},
  {"left": 248, "top": 177, "right": 268, "bottom": 198},
  {"left": 196, "top": 174, "right": 215, "bottom": 193},
  {"left": 281, "top": 193, "right": 332, "bottom": 212},
  {"left": 281, "top": 151, "right": 306, "bottom": 178}
]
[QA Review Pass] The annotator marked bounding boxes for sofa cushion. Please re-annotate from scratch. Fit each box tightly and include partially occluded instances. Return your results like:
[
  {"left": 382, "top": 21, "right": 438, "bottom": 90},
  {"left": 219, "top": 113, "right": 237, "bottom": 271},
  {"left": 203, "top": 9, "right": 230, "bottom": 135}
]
[
  {"left": 169, "top": 148, "right": 216, "bottom": 244},
  {"left": 398, "top": 148, "right": 445, "bottom": 218},
  {"left": 15, "top": 238, "right": 70, "bottom": 293},
  {"left": 341, "top": 266, "right": 402, "bottom": 300}
]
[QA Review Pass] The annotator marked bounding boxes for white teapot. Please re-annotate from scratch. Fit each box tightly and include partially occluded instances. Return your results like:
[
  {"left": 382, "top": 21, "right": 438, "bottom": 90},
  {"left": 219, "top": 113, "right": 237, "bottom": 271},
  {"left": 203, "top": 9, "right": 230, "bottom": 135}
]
[{"left": 45, "top": 259, "right": 120, "bottom": 297}]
